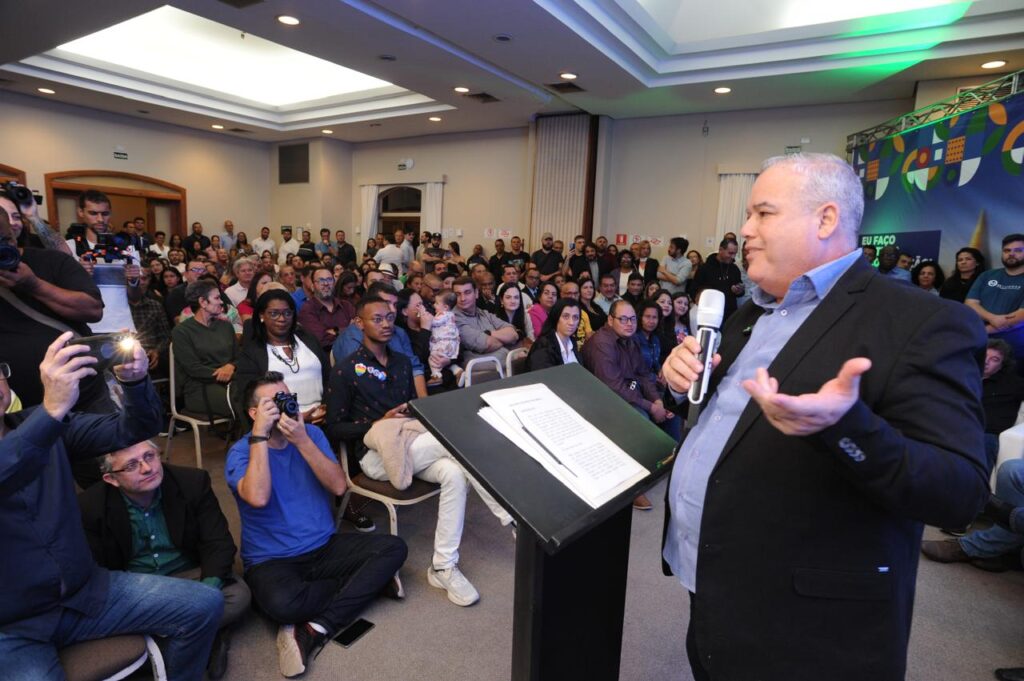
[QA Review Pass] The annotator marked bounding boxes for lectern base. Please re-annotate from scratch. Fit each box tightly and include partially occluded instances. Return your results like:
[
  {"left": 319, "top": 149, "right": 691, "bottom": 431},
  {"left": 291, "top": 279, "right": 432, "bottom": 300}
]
[{"left": 511, "top": 506, "right": 633, "bottom": 681}]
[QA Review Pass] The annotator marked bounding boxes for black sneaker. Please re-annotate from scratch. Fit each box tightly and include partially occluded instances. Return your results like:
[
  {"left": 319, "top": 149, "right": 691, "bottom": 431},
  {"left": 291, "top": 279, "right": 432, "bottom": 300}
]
[
  {"left": 207, "top": 627, "right": 231, "bottom": 680},
  {"left": 277, "top": 623, "right": 327, "bottom": 678},
  {"left": 343, "top": 504, "right": 376, "bottom": 533}
]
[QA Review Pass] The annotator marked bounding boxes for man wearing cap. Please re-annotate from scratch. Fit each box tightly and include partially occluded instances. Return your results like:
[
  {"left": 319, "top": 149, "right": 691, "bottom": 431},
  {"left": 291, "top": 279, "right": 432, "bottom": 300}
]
[
  {"left": 277, "top": 227, "right": 300, "bottom": 266},
  {"left": 532, "top": 232, "right": 564, "bottom": 283},
  {"left": 421, "top": 233, "right": 448, "bottom": 265}
]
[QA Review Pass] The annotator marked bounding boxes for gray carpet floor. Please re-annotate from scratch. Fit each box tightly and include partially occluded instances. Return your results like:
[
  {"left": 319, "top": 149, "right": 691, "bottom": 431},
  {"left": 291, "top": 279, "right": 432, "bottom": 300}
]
[{"left": 158, "top": 429, "right": 1024, "bottom": 681}]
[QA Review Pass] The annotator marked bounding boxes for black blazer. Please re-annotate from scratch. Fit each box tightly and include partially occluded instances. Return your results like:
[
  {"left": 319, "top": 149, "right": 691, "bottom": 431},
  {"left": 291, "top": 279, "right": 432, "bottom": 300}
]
[
  {"left": 231, "top": 327, "right": 329, "bottom": 419},
  {"left": 664, "top": 258, "right": 989, "bottom": 681},
  {"left": 78, "top": 464, "right": 237, "bottom": 581},
  {"left": 637, "top": 257, "right": 660, "bottom": 287},
  {"left": 525, "top": 332, "right": 577, "bottom": 372}
]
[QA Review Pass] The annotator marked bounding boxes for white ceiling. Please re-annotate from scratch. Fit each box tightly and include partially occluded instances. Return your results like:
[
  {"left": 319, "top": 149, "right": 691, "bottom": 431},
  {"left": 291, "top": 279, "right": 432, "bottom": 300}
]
[{"left": 0, "top": 0, "right": 1021, "bottom": 144}]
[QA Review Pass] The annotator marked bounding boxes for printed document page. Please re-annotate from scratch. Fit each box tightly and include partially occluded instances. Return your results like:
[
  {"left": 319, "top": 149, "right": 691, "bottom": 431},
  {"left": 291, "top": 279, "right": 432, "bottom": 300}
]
[{"left": 480, "top": 384, "right": 647, "bottom": 508}]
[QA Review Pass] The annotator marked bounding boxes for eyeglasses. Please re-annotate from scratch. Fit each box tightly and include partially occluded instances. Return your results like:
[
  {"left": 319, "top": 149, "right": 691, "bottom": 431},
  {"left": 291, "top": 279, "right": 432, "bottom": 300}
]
[
  {"left": 315, "top": 277, "right": 335, "bottom": 285},
  {"left": 612, "top": 315, "right": 637, "bottom": 324},
  {"left": 265, "top": 309, "right": 295, "bottom": 320},
  {"left": 0, "top": 363, "right": 9, "bottom": 379},
  {"left": 188, "top": 267, "right": 207, "bottom": 274},
  {"left": 428, "top": 286, "right": 442, "bottom": 293},
  {"left": 110, "top": 450, "right": 159, "bottom": 474},
  {"left": 366, "top": 313, "right": 396, "bottom": 325}
]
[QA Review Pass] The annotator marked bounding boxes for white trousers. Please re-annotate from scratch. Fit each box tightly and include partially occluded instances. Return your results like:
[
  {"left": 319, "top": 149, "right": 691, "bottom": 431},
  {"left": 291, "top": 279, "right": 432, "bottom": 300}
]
[{"left": 360, "top": 432, "right": 513, "bottom": 569}]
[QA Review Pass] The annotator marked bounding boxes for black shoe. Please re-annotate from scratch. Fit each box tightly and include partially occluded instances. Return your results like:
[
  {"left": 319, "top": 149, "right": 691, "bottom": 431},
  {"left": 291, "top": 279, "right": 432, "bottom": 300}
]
[
  {"left": 995, "top": 667, "right": 1024, "bottom": 681},
  {"left": 277, "top": 623, "right": 327, "bottom": 678},
  {"left": 940, "top": 524, "right": 971, "bottom": 537},
  {"left": 343, "top": 504, "right": 376, "bottom": 533},
  {"left": 985, "top": 495, "right": 1016, "bottom": 531},
  {"left": 207, "top": 628, "right": 231, "bottom": 680}
]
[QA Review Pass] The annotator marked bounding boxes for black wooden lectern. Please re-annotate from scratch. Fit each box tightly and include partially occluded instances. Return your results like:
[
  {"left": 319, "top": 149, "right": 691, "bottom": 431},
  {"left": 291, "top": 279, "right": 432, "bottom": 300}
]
[{"left": 410, "top": 363, "right": 677, "bottom": 681}]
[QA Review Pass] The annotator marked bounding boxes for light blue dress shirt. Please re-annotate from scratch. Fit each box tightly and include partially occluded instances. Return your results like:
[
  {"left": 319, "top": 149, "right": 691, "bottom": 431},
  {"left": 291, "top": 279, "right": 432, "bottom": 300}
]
[{"left": 664, "top": 249, "right": 863, "bottom": 592}]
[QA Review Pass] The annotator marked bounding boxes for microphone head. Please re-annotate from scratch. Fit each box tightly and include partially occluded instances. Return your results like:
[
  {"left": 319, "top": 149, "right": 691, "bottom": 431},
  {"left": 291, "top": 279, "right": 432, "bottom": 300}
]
[{"left": 695, "top": 289, "right": 725, "bottom": 329}]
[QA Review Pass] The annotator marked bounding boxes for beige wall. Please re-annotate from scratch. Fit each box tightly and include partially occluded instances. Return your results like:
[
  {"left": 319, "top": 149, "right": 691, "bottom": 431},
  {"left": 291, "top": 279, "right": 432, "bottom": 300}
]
[
  {"left": 0, "top": 91, "right": 271, "bottom": 237},
  {"left": 598, "top": 99, "right": 912, "bottom": 257},
  {"left": 351, "top": 128, "right": 531, "bottom": 251}
]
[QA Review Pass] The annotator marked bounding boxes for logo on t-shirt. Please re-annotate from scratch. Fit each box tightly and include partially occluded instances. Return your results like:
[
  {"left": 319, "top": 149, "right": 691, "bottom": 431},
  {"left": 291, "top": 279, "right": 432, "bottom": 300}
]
[
  {"left": 989, "top": 280, "right": 999, "bottom": 287},
  {"left": 355, "top": 362, "right": 387, "bottom": 381}
]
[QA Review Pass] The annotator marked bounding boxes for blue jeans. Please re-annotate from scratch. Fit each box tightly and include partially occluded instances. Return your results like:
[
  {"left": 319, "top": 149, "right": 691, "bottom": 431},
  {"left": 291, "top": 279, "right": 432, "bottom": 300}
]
[
  {"left": 962, "top": 459, "right": 1024, "bottom": 558},
  {"left": 0, "top": 571, "right": 223, "bottom": 681},
  {"left": 633, "top": 406, "right": 683, "bottom": 442}
]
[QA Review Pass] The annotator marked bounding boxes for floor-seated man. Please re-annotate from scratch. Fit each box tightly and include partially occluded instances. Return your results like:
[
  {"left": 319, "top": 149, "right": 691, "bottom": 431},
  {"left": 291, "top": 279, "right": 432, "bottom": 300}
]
[
  {"left": 78, "top": 440, "right": 251, "bottom": 679},
  {"left": 0, "top": 333, "right": 223, "bottom": 681},
  {"left": 326, "top": 296, "right": 515, "bottom": 607},
  {"left": 227, "top": 371, "right": 407, "bottom": 678}
]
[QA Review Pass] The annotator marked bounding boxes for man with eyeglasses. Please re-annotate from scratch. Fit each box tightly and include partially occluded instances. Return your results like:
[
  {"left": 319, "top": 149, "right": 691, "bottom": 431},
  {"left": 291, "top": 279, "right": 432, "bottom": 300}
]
[
  {"left": 581, "top": 299, "right": 678, "bottom": 511},
  {"left": 0, "top": 333, "right": 224, "bottom": 680},
  {"left": 171, "top": 280, "right": 237, "bottom": 419},
  {"left": 298, "top": 266, "right": 355, "bottom": 353},
  {"left": 78, "top": 440, "right": 249, "bottom": 679},
  {"left": 327, "top": 297, "right": 513, "bottom": 609}
]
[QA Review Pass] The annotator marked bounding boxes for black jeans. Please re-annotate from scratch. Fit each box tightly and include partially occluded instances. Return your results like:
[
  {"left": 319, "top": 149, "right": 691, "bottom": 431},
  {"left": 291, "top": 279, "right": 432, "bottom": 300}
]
[
  {"left": 246, "top": 532, "right": 407, "bottom": 635},
  {"left": 686, "top": 592, "right": 711, "bottom": 681}
]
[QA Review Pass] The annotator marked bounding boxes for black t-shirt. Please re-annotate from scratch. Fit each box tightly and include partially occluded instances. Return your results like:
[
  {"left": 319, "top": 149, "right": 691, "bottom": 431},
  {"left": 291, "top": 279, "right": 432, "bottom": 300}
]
[
  {"left": 531, "top": 249, "right": 563, "bottom": 276},
  {"left": 0, "top": 248, "right": 110, "bottom": 411},
  {"left": 694, "top": 257, "right": 742, "bottom": 318}
]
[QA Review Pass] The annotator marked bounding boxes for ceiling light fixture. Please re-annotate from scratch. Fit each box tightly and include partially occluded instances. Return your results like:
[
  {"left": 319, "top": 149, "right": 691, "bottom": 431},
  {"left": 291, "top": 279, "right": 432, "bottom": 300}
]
[
  {"left": 560, "top": 72, "right": 578, "bottom": 80},
  {"left": 428, "top": 116, "right": 442, "bottom": 122},
  {"left": 276, "top": 15, "right": 300, "bottom": 26},
  {"left": 714, "top": 86, "right": 732, "bottom": 94},
  {"left": 37, "top": 87, "right": 56, "bottom": 94},
  {"left": 321, "top": 129, "right": 333, "bottom": 134},
  {"left": 378, "top": 54, "right": 397, "bottom": 62},
  {"left": 211, "top": 124, "right": 224, "bottom": 129},
  {"left": 454, "top": 86, "right": 469, "bottom": 93},
  {"left": 982, "top": 60, "right": 1007, "bottom": 69},
  {"left": 493, "top": 33, "right": 513, "bottom": 43}
]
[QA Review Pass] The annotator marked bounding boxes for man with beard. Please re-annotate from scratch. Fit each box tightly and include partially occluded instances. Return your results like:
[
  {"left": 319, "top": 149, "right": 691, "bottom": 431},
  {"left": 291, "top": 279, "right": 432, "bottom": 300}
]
[
  {"left": 298, "top": 266, "right": 355, "bottom": 352},
  {"left": 966, "top": 234, "right": 1024, "bottom": 373}
]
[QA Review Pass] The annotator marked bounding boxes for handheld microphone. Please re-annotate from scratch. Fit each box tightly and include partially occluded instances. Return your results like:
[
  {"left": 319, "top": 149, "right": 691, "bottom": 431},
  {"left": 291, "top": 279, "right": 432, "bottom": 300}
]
[{"left": 688, "top": 289, "right": 725, "bottom": 406}]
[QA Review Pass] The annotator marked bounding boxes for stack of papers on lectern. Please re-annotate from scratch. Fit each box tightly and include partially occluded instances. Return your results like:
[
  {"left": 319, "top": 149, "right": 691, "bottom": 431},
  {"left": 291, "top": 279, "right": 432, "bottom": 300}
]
[{"left": 479, "top": 384, "right": 648, "bottom": 508}]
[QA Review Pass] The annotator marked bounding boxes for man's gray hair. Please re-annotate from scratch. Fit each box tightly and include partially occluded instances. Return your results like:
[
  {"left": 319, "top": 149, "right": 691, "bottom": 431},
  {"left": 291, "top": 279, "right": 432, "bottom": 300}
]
[
  {"left": 99, "top": 439, "right": 160, "bottom": 474},
  {"left": 232, "top": 255, "right": 256, "bottom": 274},
  {"left": 762, "top": 153, "right": 864, "bottom": 241}
]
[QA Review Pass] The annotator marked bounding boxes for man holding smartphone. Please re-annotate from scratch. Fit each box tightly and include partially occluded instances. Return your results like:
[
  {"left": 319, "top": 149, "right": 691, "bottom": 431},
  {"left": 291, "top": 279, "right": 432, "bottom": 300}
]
[
  {"left": 0, "top": 333, "right": 224, "bottom": 680},
  {"left": 227, "top": 371, "right": 407, "bottom": 678}
]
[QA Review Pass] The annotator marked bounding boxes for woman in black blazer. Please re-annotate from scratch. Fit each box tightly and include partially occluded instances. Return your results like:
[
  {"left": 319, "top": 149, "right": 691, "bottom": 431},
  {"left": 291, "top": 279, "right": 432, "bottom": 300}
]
[
  {"left": 231, "top": 288, "right": 329, "bottom": 423},
  {"left": 525, "top": 298, "right": 582, "bottom": 372}
]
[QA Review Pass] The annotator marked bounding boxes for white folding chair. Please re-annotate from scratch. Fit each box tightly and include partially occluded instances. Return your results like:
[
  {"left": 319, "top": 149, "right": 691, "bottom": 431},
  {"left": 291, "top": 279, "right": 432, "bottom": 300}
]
[
  {"left": 505, "top": 346, "right": 529, "bottom": 377},
  {"left": 165, "top": 343, "right": 231, "bottom": 469},
  {"left": 462, "top": 355, "right": 504, "bottom": 387}
]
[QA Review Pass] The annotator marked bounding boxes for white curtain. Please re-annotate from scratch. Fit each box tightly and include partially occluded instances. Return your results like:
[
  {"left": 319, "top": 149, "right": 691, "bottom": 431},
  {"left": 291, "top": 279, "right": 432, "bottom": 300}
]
[
  {"left": 531, "top": 114, "right": 591, "bottom": 249},
  {"left": 360, "top": 185, "right": 380, "bottom": 239},
  {"left": 715, "top": 174, "right": 758, "bottom": 244},
  {"left": 420, "top": 182, "right": 444, "bottom": 235}
]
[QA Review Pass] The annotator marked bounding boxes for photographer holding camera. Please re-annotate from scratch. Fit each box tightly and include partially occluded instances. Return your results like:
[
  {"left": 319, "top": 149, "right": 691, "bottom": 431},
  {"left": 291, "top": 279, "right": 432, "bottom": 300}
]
[
  {"left": 0, "top": 332, "right": 224, "bottom": 680},
  {"left": 0, "top": 195, "right": 115, "bottom": 414},
  {"left": 225, "top": 371, "right": 406, "bottom": 678}
]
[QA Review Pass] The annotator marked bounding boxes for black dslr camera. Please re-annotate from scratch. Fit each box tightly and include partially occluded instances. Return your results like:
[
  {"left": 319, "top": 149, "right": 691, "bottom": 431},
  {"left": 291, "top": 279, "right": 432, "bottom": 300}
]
[
  {"left": 273, "top": 391, "right": 299, "bottom": 419},
  {"left": 0, "top": 235, "right": 19, "bottom": 271},
  {"left": 1, "top": 181, "right": 42, "bottom": 207}
]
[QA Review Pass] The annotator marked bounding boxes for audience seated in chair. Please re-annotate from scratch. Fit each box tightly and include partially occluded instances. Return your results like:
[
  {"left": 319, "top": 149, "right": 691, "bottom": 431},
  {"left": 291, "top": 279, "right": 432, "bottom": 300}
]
[
  {"left": 453, "top": 276, "right": 522, "bottom": 366},
  {"left": 525, "top": 298, "right": 581, "bottom": 372},
  {"left": 0, "top": 334, "right": 222, "bottom": 681},
  {"left": 226, "top": 371, "right": 407, "bottom": 679},
  {"left": 171, "top": 280, "right": 237, "bottom": 420},
  {"left": 326, "top": 296, "right": 514, "bottom": 607},
  {"left": 78, "top": 440, "right": 251, "bottom": 679}
]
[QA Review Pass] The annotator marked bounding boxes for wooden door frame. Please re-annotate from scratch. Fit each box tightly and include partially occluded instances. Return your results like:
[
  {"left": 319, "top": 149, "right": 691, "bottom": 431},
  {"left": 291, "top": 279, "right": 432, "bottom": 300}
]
[
  {"left": 0, "top": 163, "right": 27, "bottom": 184},
  {"left": 44, "top": 170, "right": 187, "bottom": 234}
]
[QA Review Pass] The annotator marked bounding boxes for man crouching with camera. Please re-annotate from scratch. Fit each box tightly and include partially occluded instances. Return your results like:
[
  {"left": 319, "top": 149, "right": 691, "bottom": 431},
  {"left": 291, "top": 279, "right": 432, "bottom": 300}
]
[
  {"left": 0, "top": 331, "right": 224, "bottom": 680},
  {"left": 225, "top": 371, "right": 407, "bottom": 679}
]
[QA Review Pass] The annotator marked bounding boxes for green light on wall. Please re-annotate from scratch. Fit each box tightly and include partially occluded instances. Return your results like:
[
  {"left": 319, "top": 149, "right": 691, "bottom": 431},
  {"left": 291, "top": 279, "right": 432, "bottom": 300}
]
[{"left": 840, "top": 2, "right": 972, "bottom": 39}]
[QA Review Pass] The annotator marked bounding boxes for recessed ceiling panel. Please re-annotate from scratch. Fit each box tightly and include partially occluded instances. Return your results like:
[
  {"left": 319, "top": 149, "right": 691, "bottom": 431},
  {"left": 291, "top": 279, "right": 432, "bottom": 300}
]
[{"left": 56, "top": 5, "right": 393, "bottom": 107}]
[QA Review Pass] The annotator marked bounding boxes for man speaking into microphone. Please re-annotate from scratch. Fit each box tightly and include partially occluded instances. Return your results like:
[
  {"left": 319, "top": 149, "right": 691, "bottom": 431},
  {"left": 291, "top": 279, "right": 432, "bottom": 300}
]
[{"left": 661, "top": 153, "right": 989, "bottom": 681}]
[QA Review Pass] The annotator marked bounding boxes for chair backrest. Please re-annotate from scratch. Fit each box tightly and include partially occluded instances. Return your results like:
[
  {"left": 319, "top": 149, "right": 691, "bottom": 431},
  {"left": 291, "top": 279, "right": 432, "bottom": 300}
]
[{"left": 167, "top": 343, "right": 178, "bottom": 407}]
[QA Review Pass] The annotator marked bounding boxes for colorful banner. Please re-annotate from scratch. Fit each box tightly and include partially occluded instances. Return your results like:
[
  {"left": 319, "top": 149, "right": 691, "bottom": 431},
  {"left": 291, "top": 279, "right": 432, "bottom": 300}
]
[{"left": 853, "top": 92, "right": 1024, "bottom": 272}]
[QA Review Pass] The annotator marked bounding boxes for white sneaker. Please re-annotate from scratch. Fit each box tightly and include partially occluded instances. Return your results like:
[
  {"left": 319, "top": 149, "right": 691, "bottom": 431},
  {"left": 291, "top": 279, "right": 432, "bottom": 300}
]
[
  {"left": 276, "top": 625, "right": 304, "bottom": 678},
  {"left": 427, "top": 564, "right": 480, "bottom": 606}
]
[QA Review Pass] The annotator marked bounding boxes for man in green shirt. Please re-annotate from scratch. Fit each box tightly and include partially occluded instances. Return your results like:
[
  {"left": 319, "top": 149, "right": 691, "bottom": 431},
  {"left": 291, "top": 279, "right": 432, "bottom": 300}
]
[{"left": 78, "top": 440, "right": 250, "bottom": 679}]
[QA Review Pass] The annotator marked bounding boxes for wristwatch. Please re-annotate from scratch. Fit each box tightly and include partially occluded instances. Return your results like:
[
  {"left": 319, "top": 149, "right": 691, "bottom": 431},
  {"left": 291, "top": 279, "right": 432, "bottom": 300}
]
[{"left": 248, "top": 435, "right": 270, "bottom": 445}]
